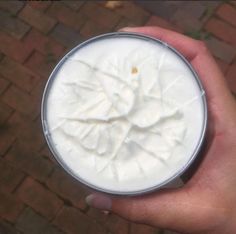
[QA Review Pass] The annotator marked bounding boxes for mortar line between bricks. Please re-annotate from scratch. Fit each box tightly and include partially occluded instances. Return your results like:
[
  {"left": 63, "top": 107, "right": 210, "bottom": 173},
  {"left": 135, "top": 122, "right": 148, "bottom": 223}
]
[
  {"left": 50, "top": 201, "right": 64, "bottom": 223},
  {"left": 202, "top": 3, "right": 222, "bottom": 28},
  {"left": 1, "top": 216, "right": 21, "bottom": 230},
  {"left": 46, "top": 21, "right": 59, "bottom": 36},
  {"left": 75, "top": 1, "right": 86, "bottom": 13},
  {"left": 213, "top": 10, "right": 236, "bottom": 28},
  {"left": 12, "top": 174, "right": 27, "bottom": 194},
  {"left": 142, "top": 13, "right": 152, "bottom": 25},
  {"left": 112, "top": 16, "right": 126, "bottom": 31},
  {"left": 0, "top": 82, "right": 12, "bottom": 99},
  {"left": 12, "top": 175, "right": 66, "bottom": 222},
  {"left": 19, "top": 26, "right": 33, "bottom": 41},
  {"left": 43, "top": 174, "right": 76, "bottom": 208},
  {"left": 11, "top": 203, "right": 28, "bottom": 225},
  {"left": 22, "top": 48, "right": 36, "bottom": 65},
  {"left": 15, "top": 2, "right": 26, "bottom": 15},
  {"left": 0, "top": 73, "right": 35, "bottom": 94},
  {"left": 77, "top": 18, "right": 88, "bottom": 33},
  {"left": 204, "top": 32, "right": 236, "bottom": 49},
  {"left": 0, "top": 78, "right": 11, "bottom": 97},
  {"left": 229, "top": 2, "right": 236, "bottom": 9},
  {"left": 0, "top": 109, "right": 15, "bottom": 127},
  {"left": 1, "top": 139, "right": 16, "bottom": 159},
  {"left": 42, "top": 1, "right": 53, "bottom": 12},
  {"left": 32, "top": 111, "right": 40, "bottom": 122},
  {"left": 203, "top": 14, "right": 236, "bottom": 48},
  {"left": 83, "top": 203, "right": 90, "bottom": 214},
  {"left": 24, "top": 175, "right": 75, "bottom": 211}
]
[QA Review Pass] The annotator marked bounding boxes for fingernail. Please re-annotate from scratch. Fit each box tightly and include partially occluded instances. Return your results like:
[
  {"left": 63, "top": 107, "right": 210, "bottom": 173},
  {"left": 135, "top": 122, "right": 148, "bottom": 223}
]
[
  {"left": 85, "top": 194, "right": 112, "bottom": 210},
  {"left": 118, "top": 27, "right": 133, "bottom": 32}
]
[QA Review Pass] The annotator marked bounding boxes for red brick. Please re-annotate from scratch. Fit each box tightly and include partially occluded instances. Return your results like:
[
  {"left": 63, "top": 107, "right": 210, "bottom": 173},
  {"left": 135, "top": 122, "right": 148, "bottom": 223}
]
[
  {"left": 16, "top": 207, "right": 64, "bottom": 234},
  {"left": 6, "top": 142, "right": 53, "bottom": 183},
  {"left": 80, "top": 2, "right": 121, "bottom": 29},
  {"left": 63, "top": 1, "right": 85, "bottom": 10},
  {"left": 0, "top": 191, "right": 24, "bottom": 222},
  {"left": 47, "top": 2, "right": 87, "bottom": 30},
  {"left": 7, "top": 112, "right": 43, "bottom": 147},
  {"left": 0, "top": 157, "right": 25, "bottom": 192},
  {"left": 53, "top": 206, "right": 90, "bottom": 234},
  {"left": 40, "top": 145, "right": 57, "bottom": 164},
  {"left": 226, "top": 63, "right": 236, "bottom": 93},
  {"left": 23, "top": 29, "right": 65, "bottom": 58},
  {"left": 0, "top": 76, "right": 10, "bottom": 95},
  {"left": 16, "top": 207, "right": 48, "bottom": 234},
  {"left": 145, "top": 15, "right": 182, "bottom": 32},
  {"left": 87, "top": 220, "right": 107, "bottom": 234},
  {"left": 87, "top": 208, "right": 109, "bottom": 225},
  {"left": 28, "top": 1, "right": 52, "bottom": 11},
  {"left": 231, "top": 1, "right": 236, "bottom": 7},
  {"left": 30, "top": 78, "right": 47, "bottom": 103},
  {"left": 16, "top": 177, "right": 63, "bottom": 220},
  {"left": 0, "top": 31, "right": 32, "bottom": 62},
  {"left": 215, "top": 58, "right": 229, "bottom": 74},
  {"left": 105, "top": 214, "right": 129, "bottom": 234},
  {"left": 25, "top": 51, "right": 56, "bottom": 78},
  {"left": 46, "top": 168, "right": 88, "bottom": 210},
  {"left": 205, "top": 18, "right": 236, "bottom": 47},
  {"left": 217, "top": 4, "right": 236, "bottom": 27},
  {"left": 50, "top": 23, "right": 84, "bottom": 48},
  {"left": 114, "top": 18, "right": 137, "bottom": 31},
  {"left": 130, "top": 223, "right": 158, "bottom": 234},
  {"left": 109, "top": 1, "right": 150, "bottom": 25},
  {"left": 0, "top": 121, "right": 16, "bottom": 156},
  {"left": 0, "top": 220, "right": 19, "bottom": 234},
  {"left": 205, "top": 37, "right": 236, "bottom": 63},
  {"left": 0, "top": 57, "right": 40, "bottom": 92},
  {"left": 19, "top": 5, "right": 56, "bottom": 34},
  {"left": 80, "top": 19, "right": 109, "bottom": 39},
  {"left": 171, "top": 9, "right": 202, "bottom": 31},
  {"left": 0, "top": 10, "right": 30, "bottom": 40},
  {"left": 0, "top": 102, "right": 13, "bottom": 125},
  {"left": 0, "top": 1, "right": 24, "bottom": 14},
  {"left": 2, "top": 86, "right": 37, "bottom": 116}
]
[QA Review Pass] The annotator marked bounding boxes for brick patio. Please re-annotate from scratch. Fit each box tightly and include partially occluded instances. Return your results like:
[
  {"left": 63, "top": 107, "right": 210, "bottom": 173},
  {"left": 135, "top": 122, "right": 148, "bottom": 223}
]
[{"left": 0, "top": 1, "right": 236, "bottom": 234}]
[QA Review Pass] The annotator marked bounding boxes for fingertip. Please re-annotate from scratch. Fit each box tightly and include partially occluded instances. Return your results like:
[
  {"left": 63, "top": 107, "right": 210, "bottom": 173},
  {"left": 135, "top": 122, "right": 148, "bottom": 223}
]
[
  {"left": 85, "top": 194, "right": 112, "bottom": 211},
  {"left": 118, "top": 27, "right": 134, "bottom": 32},
  {"left": 85, "top": 194, "right": 95, "bottom": 206}
]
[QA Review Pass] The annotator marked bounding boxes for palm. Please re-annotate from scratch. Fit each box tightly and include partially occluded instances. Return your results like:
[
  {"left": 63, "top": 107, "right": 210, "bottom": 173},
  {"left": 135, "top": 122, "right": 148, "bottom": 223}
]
[{"left": 86, "top": 26, "right": 236, "bottom": 234}]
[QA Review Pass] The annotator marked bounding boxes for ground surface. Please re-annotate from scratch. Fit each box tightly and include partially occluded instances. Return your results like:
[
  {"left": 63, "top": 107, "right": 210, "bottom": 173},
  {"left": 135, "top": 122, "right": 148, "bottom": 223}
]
[{"left": 0, "top": 1, "right": 236, "bottom": 234}]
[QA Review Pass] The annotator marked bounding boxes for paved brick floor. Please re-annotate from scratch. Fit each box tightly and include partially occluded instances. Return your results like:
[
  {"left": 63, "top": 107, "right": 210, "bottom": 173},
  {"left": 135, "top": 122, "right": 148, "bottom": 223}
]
[{"left": 0, "top": 1, "right": 236, "bottom": 234}]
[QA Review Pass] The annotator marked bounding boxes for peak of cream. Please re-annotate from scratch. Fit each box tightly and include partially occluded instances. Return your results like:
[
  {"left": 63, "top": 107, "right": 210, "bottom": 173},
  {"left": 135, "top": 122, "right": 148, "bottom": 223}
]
[{"left": 45, "top": 35, "right": 205, "bottom": 193}]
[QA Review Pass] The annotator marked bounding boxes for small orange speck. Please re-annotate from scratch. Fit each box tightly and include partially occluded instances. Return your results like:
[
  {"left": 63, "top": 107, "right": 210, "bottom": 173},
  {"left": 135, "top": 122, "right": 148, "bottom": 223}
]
[{"left": 131, "top": 67, "right": 138, "bottom": 74}]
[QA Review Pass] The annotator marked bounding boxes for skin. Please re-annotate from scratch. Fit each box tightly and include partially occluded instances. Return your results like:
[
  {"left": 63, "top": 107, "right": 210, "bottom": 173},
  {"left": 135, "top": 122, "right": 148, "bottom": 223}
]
[{"left": 86, "top": 26, "right": 236, "bottom": 234}]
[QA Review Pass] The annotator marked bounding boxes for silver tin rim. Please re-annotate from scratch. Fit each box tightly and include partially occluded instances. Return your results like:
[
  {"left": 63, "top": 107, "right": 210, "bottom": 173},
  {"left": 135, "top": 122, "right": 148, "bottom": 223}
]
[{"left": 41, "top": 32, "right": 208, "bottom": 196}]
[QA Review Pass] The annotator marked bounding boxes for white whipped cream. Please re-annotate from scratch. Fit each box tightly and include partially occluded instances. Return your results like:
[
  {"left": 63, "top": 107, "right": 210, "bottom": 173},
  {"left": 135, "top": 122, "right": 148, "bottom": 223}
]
[{"left": 46, "top": 36, "right": 205, "bottom": 193}]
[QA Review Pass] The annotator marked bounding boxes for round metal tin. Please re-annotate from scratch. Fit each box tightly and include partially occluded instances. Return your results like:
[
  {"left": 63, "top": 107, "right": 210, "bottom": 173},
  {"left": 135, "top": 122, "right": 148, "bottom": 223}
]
[{"left": 41, "top": 32, "right": 207, "bottom": 196}]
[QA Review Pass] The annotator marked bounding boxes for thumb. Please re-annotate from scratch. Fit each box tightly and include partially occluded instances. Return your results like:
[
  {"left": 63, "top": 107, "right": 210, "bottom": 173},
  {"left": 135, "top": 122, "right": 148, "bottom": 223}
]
[{"left": 86, "top": 188, "right": 194, "bottom": 230}]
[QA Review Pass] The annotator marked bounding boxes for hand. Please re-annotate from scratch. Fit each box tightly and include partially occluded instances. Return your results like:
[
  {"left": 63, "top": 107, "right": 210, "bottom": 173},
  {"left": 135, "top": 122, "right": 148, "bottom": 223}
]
[{"left": 85, "top": 27, "right": 236, "bottom": 234}]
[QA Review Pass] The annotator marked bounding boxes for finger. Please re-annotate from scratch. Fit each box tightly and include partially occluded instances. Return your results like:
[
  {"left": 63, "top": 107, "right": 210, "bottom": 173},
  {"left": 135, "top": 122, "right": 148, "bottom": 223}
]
[
  {"left": 120, "top": 26, "right": 236, "bottom": 125},
  {"left": 119, "top": 26, "right": 202, "bottom": 60},
  {"left": 86, "top": 189, "right": 197, "bottom": 231},
  {"left": 86, "top": 189, "right": 226, "bottom": 233}
]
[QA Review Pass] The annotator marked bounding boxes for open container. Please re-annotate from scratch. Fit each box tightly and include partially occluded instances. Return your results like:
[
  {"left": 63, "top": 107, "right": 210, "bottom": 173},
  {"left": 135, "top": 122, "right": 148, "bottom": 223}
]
[{"left": 41, "top": 32, "right": 207, "bottom": 196}]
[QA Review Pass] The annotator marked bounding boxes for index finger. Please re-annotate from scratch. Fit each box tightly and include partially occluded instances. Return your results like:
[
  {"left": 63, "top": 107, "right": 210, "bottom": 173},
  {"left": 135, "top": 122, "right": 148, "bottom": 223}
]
[
  {"left": 120, "top": 26, "right": 202, "bottom": 60},
  {"left": 120, "top": 26, "right": 234, "bottom": 120}
]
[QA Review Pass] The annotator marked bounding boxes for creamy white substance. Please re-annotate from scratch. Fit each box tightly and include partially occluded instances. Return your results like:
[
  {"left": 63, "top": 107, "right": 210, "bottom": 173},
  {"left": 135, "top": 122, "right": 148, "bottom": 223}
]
[{"left": 46, "top": 36, "right": 205, "bottom": 193}]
